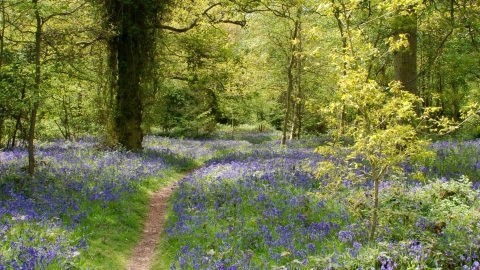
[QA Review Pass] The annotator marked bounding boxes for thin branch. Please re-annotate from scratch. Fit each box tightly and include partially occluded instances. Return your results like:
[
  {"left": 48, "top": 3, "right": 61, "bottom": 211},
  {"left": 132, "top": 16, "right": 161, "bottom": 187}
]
[
  {"left": 215, "top": 19, "right": 246, "bottom": 27},
  {"left": 75, "top": 37, "right": 105, "bottom": 48},
  {"left": 170, "top": 75, "right": 190, "bottom": 81},
  {"left": 159, "top": 2, "right": 247, "bottom": 32},
  {"left": 202, "top": 3, "right": 222, "bottom": 15},
  {"left": 42, "top": 3, "right": 87, "bottom": 24}
]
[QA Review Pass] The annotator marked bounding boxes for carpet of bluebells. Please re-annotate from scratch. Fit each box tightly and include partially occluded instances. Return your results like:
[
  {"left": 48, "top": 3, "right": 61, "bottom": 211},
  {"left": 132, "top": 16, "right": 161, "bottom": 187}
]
[
  {"left": 164, "top": 138, "right": 480, "bottom": 269},
  {"left": 0, "top": 136, "right": 248, "bottom": 269},
  {"left": 2, "top": 134, "right": 480, "bottom": 269}
]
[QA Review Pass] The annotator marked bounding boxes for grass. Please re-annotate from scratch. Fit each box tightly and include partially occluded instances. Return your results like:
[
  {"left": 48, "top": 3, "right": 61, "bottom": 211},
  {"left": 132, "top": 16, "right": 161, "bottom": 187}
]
[{"left": 77, "top": 172, "right": 176, "bottom": 269}]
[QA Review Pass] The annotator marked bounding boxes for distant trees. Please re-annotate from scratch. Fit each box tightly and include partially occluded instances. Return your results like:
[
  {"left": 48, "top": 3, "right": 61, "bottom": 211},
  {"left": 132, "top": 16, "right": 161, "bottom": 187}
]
[
  {"left": 0, "top": 0, "right": 91, "bottom": 175},
  {"left": 314, "top": 0, "right": 480, "bottom": 241},
  {"left": 0, "top": 0, "right": 478, "bottom": 153}
]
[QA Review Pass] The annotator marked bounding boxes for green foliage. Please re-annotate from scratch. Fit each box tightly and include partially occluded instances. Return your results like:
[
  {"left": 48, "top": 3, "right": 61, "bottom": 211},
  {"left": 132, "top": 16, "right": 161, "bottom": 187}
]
[
  {"left": 315, "top": 65, "right": 438, "bottom": 240},
  {"left": 316, "top": 72, "right": 433, "bottom": 185},
  {"left": 338, "top": 176, "right": 480, "bottom": 269},
  {"left": 474, "top": 126, "right": 480, "bottom": 139}
]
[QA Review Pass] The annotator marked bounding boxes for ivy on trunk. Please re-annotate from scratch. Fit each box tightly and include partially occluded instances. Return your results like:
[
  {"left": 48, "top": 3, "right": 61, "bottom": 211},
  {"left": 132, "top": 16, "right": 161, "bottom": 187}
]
[{"left": 101, "top": 0, "right": 168, "bottom": 151}]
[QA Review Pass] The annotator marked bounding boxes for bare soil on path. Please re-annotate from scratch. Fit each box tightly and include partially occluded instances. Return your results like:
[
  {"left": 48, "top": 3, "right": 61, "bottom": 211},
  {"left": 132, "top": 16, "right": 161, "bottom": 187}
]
[{"left": 127, "top": 182, "right": 177, "bottom": 270}]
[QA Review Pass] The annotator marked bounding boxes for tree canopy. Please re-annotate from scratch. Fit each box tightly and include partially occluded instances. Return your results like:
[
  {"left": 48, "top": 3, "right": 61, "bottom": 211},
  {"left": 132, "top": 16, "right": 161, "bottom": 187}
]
[{"left": 0, "top": 0, "right": 478, "bottom": 152}]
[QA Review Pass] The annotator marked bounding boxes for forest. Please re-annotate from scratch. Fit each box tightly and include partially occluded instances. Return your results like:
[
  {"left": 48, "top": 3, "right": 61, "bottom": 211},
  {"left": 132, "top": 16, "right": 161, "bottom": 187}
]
[{"left": 1, "top": 0, "right": 480, "bottom": 269}]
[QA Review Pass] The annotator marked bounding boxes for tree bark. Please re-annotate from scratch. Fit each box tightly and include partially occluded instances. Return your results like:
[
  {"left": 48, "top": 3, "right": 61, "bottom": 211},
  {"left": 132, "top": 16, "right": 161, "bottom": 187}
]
[
  {"left": 369, "top": 167, "right": 379, "bottom": 242},
  {"left": 290, "top": 102, "right": 298, "bottom": 140},
  {"left": 0, "top": 0, "right": 5, "bottom": 148},
  {"left": 28, "top": 0, "right": 42, "bottom": 177},
  {"left": 290, "top": 20, "right": 302, "bottom": 141},
  {"left": 281, "top": 12, "right": 300, "bottom": 146},
  {"left": 0, "top": 115, "right": 3, "bottom": 148},
  {"left": 393, "top": 14, "right": 418, "bottom": 96},
  {"left": 101, "top": 0, "right": 165, "bottom": 151},
  {"left": 114, "top": 18, "right": 144, "bottom": 151},
  {"left": 12, "top": 83, "right": 27, "bottom": 148},
  {"left": 281, "top": 35, "right": 296, "bottom": 146},
  {"left": 451, "top": 83, "right": 459, "bottom": 122},
  {"left": 334, "top": 9, "right": 348, "bottom": 135}
]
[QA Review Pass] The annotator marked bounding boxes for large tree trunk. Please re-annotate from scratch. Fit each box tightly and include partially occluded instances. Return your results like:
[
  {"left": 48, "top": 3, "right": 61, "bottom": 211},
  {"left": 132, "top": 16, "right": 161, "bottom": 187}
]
[
  {"left": 102, "top": 0, "right": 163, "bottom": 151},
  {"left": 115, "top": 21, "right": 143, "bottom": 151},
  {"left": 28, "top": 1, "right": 42, "bottom": 177}
]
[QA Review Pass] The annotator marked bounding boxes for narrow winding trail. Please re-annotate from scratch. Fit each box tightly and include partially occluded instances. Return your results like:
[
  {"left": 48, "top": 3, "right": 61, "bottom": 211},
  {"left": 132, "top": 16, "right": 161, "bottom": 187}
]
[{"left": 127, "top": 182, "right": 177, "bottom": 270}]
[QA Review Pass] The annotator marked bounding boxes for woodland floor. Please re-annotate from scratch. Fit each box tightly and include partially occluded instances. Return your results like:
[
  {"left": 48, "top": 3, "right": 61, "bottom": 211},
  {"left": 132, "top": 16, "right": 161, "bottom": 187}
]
[{"left": 127, "top": 182, "right": 177, "bottom": 270}]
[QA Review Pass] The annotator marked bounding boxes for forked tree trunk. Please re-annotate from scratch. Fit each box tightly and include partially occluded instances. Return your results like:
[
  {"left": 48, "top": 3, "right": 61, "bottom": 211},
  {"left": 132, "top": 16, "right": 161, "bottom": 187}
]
[{"left": 281, "top": 15, "right": 300, "bottom": 146}]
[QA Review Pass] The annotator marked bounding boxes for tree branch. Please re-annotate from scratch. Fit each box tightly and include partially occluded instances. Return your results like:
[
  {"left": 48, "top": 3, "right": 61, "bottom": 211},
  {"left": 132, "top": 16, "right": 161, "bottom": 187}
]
[
  {"left": 159, "top": 18, "right": 199, "bottom": 33},
  {"left": 215, "top": 19, "right": 246, "bottom": 27},
  {"left": 159, "top": 2, "right": 247, "bottom": 32},
  {"left": 42, "top": 3, "right": 87, "bottom": 25}
]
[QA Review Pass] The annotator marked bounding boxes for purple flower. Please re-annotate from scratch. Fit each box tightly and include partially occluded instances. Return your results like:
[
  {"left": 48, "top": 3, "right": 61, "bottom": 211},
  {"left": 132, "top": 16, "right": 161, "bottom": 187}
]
[{"left": 338, "top": 230, "right": 355, "bottom": 243}]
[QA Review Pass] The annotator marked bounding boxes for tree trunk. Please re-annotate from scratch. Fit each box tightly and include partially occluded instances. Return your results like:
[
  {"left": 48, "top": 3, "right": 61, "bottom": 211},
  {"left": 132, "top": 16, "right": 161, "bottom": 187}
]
[
  {"left": 289, "top": 102, "right": 298, "bottom": 140},
  {"left": 115, "top": 28, "right": 143, "bottom": 150},
  {"left": 102, "top": 0, "right": 164, "bottom": 151},
  {"left": 451, "top": 84, "right": 459, "bottom": 122},
  {"left": 281, "top": 42, "right": 296, "bottom": 145},
  {"left": 334, "top": 9, "right": 348, "bottom": 135},
  {"left": 0, "top": 115, "right": 3, "bottom": 148},
  {"left": 62, "top": 96, "right": 71, "bottom": 139},
  {"left": 369, "top": 165, "right": 380, "bottom": 242},
  {"left": 28, "top": 1, "right": 42, "bottom": 177},
  {"left": 298, "top": 102, "right": 302, "bottom": 140},
  {"left": 0, "top": 0, "right": 5, "bottom": 148},
  {"left": 393, "top": 14, "right": 418, "bottom": 97},
  {"left": 0, "top": 0, "right": 4, "bottom": 70},
  {"left": 12, "top": 83, "right": 27, "bottom": 148},
  {"left": 281, "top": 14, "right": 300, "bottom": 146},
  {"left": 290, "top": 21, "right": 303, "bottom": 141}
]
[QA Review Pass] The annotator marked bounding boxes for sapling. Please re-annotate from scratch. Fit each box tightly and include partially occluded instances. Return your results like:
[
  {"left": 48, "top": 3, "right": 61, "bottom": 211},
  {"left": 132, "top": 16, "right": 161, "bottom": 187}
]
[{"left": 316, "top": 69, "right": 436, "bottom": 242}]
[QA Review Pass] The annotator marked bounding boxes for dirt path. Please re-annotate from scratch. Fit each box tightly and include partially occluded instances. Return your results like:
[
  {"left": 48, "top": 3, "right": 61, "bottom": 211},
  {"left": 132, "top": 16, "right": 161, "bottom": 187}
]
[{"left": 127, "top": 182, "right": 177, "bottom": 270}]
